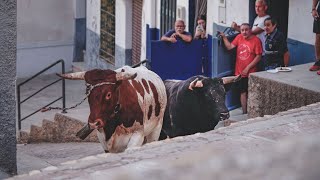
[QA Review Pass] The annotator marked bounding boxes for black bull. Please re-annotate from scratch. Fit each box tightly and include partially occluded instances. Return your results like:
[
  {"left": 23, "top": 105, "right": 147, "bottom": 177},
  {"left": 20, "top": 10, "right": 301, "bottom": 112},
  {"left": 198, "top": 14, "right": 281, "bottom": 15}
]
[{"left": 159, "top": 75, "right": 240, "bottom": 139}]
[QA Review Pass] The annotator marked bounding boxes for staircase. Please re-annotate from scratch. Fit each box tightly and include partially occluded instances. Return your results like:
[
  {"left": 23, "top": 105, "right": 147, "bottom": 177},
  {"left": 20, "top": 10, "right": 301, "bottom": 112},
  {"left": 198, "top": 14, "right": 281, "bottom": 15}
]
[{"left": 18, "top": 113, "right": 98, "bottom": 144}]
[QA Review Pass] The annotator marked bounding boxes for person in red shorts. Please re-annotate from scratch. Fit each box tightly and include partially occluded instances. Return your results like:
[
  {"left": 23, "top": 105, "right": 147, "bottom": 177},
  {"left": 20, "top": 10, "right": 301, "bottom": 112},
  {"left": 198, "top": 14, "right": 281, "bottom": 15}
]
[{"left": 219, "top": 23, "right": 262, "bottom": 114}]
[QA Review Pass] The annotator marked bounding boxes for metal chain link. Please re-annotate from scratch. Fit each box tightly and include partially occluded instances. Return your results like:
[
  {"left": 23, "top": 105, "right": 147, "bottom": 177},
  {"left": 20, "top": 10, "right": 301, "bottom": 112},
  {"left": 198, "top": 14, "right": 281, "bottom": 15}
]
[{"left": 41, "top": 81, "right": 116, "bottom": 112}]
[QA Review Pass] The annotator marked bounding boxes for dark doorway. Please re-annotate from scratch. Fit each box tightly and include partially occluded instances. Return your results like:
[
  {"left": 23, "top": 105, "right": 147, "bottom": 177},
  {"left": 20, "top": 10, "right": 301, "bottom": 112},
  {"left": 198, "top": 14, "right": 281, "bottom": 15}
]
[
  {"left": 249, "top": 0, "right": 289, "bottom": 38},
  {"left": 160, "top": 0, "right": 177, "bottom": 37},
  {"left": 189, "top": 0, "right": 207, "bottom": 36}
]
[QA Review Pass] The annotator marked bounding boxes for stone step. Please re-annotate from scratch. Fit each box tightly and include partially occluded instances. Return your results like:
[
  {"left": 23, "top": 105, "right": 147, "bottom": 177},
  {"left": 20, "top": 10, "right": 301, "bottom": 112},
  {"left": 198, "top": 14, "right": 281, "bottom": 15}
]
[{"left": 18, "top": 113, "right": 98, "bottom": 144}]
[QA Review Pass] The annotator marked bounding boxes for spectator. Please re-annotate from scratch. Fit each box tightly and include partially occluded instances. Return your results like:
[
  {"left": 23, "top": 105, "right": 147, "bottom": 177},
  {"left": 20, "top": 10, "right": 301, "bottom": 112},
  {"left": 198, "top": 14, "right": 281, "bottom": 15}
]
[
  {"left": 231, "top": 0, "right": 270, "bottom": 52},
  {"left": 194, "top": 15, "right": 207, "bottom": 40},
  {"left": 219, "top": 23, "right": 262, "bottom": 114},
  {"left": 262, "top": 17, "right": 290, "bottom": 70},
  {"left": 309, "top": 0, "right": 320, "bottom": 75},
  {"left": 161, "top": 19, "right": 192, "bottom": 43}
]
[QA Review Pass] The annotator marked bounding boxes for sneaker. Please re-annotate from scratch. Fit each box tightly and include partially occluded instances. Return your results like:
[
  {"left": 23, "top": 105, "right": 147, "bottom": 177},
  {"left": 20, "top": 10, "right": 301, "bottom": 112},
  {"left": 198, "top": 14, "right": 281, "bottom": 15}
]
[{"left": 309, "top": 60, "right": 320, "bottom": 71}]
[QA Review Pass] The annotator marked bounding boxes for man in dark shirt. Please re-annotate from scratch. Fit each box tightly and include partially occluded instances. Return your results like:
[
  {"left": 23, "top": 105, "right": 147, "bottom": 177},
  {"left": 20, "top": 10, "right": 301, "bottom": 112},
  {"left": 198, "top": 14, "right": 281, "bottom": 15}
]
[
  {"left": 161, "top": 20, "right": 192, "bottom": 43},
  {"left": 261, "top": 17, "right": 290, "bottom": 70},
  {"left": 310, "top": 0, "right": 320, "bottom": 75}
]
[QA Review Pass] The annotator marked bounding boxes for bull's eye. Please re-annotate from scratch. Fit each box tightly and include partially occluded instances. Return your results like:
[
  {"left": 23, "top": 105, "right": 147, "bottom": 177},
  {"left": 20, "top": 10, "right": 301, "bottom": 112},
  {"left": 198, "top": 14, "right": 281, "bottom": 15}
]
[{"left": 106, "top": 92, "right": 112, "bottom": 100}]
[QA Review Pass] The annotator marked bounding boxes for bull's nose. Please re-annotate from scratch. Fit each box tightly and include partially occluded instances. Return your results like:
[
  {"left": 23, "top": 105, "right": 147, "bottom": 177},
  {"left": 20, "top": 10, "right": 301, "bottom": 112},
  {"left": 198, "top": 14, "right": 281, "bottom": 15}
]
[
  {"left": 89, "top": 119, "right": 105, "bottom": 129},
  {"left": 219, "top": 112, "right": 230, "bottom": 121}
]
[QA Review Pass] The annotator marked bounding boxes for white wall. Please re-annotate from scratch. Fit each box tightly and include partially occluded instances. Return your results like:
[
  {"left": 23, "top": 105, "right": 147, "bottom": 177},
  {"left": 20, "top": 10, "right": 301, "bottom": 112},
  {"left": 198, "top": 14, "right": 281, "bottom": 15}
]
[
  {"left": 177, "top": 0, "right": 189, "bottom": 28},
  {"left": 86, "top": 0, "right": 100, "bottom": 34},
  {"left": 116, "top": 0, "right": 132, "bottom": 49},
  {"left": 17, "top": 0, "right": 75, "bottom": 77},
  {"left": 74, "top": 0, "right": 86, "bottom": 19},
  {"left": 288, "top": 0, "right": 314, "bottom": 44},
  {"left": 207, "top": 0, "right": 249, "bottom": 35}
]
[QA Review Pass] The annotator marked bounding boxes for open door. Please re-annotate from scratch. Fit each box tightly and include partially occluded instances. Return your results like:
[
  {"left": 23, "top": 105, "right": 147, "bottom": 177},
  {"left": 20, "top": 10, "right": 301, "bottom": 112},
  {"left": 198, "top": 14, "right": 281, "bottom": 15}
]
[{"left": 249, "top": 0, "right": 289, "bottom": 38}]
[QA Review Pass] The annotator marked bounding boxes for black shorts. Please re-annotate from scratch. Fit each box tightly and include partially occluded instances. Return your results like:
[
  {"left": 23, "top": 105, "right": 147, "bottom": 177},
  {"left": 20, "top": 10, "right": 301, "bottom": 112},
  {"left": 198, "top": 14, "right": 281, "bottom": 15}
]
[
  {"left": 233, "top": 77, "right": 248, "bottom": 93},
  {"left": 313, "top": 17, "right": 320, "bottom": 34}
]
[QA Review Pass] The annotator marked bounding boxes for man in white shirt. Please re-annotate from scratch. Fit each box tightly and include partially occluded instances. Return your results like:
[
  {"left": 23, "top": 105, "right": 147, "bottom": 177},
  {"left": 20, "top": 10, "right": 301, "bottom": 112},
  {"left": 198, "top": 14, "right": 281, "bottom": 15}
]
[{"left": 231, "top": 0, "right": 270, "bottom": 52}]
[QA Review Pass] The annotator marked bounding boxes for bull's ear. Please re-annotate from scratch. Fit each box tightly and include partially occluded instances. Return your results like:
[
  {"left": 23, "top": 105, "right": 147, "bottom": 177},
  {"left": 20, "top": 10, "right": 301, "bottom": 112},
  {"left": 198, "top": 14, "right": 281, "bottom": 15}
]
[
  {"left": 116, "top": 69, "right": 137, "bottom": 81},
  {"left": 188, "top": 78, "right": 203, "bottom": 91},
  {"left": 56, "top": 71, "right": 86, "bottom": 80}
]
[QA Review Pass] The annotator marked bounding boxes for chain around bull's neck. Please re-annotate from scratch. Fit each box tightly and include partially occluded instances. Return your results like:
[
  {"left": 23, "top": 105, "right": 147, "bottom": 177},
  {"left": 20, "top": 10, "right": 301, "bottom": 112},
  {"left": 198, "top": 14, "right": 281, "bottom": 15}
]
[{"left": 41, "top": 81, "right": 116, "bottom": 112}]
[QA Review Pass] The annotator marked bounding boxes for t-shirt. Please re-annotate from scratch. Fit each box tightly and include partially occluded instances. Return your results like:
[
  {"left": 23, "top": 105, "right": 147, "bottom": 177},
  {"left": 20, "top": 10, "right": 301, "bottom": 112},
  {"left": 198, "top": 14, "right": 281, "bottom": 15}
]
[
  {"left": 231, "top": 34, "right": 263, "bottom": 77},
  {"left": 164, "top": 29, "right": 192, "bottom": 40},
  {"left": 252, "top": 15, "right": 270, "bottom": 52}
]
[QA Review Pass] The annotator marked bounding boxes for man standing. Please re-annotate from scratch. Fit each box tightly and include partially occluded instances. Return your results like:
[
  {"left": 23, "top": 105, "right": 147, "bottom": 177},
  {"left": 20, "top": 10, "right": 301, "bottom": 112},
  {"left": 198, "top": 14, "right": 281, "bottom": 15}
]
[
  {"left": 161, "top": 19, "right": 192, "bottom": 43},
  {"left": 220, "top": 23, "right": 262, "bottom": 114},
  {"left": 309, "top": 0, "right": 320, "bottom": 75},
  {"left": 231, "top": 0, "right": 270, "bottom": 52}
]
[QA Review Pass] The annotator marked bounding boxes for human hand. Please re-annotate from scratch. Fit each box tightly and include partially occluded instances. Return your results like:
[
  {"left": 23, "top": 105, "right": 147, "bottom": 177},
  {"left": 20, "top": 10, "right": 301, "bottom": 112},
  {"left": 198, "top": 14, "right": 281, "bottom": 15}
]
[
  {"left": 218, "top": 31, "right": 226, "bottom": 39},
  {"left": 169, "top": 33, "right": 177, "bottom": 43},
  {"left": 312, "top": 9, "right": 319, "bottom": 20},
  {"left": 241, "top": 67, "right": 249, "bottom": 77},
  {"left": 231, "top": 22, "right": 238, "bottom": 30}
]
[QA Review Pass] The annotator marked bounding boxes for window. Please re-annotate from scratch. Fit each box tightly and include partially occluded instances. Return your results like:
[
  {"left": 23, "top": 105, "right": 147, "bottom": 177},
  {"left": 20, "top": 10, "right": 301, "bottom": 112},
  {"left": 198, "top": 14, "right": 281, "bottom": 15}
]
[
  {"left": 100, "top": 0, "right": 115, "bottom": 64},
  {"left": 160, "top": 0, "right": 177, "bottom": 36}
]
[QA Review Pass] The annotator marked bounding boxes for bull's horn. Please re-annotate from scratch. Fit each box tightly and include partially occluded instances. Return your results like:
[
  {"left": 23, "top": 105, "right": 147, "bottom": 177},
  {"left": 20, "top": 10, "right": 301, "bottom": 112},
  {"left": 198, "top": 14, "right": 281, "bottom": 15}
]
[
  {"left": 116, "top": 71, "right": 137, "bottom": 81},
  {"left": 188, "top": 78, "right": 203, "bottom": 90},
  {"left": 222, "top": 75, "right": 241, "bottom": 84},
  {"left": 56, "top": 71, "right": 86, "bottom": 80}
]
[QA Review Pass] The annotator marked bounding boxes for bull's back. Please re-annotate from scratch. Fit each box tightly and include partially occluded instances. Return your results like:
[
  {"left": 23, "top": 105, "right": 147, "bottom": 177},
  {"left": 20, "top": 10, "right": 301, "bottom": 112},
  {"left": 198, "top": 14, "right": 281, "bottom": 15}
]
[{"left": 118, "top": 66, "right": 167, "bottom": 136}]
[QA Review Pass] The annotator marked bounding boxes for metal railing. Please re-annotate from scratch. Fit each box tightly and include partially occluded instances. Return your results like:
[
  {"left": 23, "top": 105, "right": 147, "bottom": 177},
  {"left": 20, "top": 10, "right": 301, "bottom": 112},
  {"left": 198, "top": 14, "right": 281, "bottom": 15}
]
[{"left": 17, "top": 59, "right": 66, "bottom": 130}]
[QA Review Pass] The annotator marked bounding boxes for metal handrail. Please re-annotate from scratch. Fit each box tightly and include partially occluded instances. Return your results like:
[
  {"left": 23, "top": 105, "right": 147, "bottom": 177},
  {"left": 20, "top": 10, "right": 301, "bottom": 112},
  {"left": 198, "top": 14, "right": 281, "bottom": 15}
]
[{"left": 17, "top": 59, "right": 66, "bottom": 130}]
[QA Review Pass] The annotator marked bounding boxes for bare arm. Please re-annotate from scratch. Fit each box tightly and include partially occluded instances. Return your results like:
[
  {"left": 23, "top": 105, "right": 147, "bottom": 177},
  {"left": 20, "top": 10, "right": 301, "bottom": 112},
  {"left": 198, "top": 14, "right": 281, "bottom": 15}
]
[
  {"left": 161, "top": 35, "right": 177, "bottom": 43},
  {"left": 177, "top": 32, "right": 192, "bottom": 42},
  {"left": 251, "top": 27, "right": 264, "bottom": 35},
  {"left": 220, "top": 33, "right": 236, "bottom": 50},
  {"left": 283, "top": 51, "right": 290, "bottom": 66},
  {"left": 312, "top": 0, "right": 319, "bottom": 19},
  {"left": 231, "top": 22, "right": 240, "bottom": 32}
]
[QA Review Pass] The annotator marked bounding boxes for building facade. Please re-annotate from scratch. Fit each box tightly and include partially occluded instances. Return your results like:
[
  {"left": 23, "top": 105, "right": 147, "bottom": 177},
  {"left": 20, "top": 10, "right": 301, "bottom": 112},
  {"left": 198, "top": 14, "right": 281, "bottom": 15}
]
[
  {"left": 17, "top": 0, "right": 86, "bottom": 78},
  {"left": 85, "top": 0, "right": 315, "bottom": 72}
]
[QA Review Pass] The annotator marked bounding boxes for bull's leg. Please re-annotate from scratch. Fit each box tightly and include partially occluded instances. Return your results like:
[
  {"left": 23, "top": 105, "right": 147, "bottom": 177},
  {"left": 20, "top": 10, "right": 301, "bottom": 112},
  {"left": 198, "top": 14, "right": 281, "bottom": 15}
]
[
  {"left": 145, "top": 119, "right": 163, "bottom": 143},
  {"left": 127, "top": 131, "right": 145, "bottom": 148}
]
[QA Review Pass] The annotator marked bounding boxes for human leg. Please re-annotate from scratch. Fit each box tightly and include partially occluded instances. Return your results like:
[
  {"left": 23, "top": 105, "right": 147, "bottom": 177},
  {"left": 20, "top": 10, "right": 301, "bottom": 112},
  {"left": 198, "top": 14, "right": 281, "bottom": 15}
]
[
  {"left": 315, "top": 34, "right": 320, "bottom": 60},
  {"left": 310, "top": 34, "right": 320, "bottom": 71},
  {"left": 310, "top": 19, "right": 320, "bottom": 71},
  {"left": 240, "top": 92, "right": 248, "bottom": 114},
  {"left": 236, "top": 78, "right": 248, "bottom": 114}
]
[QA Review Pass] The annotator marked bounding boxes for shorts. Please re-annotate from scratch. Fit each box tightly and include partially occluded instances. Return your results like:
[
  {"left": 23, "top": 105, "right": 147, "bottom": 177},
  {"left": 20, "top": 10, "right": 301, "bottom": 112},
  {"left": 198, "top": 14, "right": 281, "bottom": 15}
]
[
  {"left": 313, "top": 17, "right": 320, "bottom": 34},
  {"left": 233, "top": 77, "right": 248, "bottom": 93}
]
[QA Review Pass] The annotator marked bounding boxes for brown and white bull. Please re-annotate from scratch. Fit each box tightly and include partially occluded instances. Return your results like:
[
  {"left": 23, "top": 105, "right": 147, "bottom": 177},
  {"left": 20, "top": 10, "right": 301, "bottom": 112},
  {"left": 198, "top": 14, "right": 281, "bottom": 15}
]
[{"left": 59, "top": 66, "right": 167, "bottom": 153}]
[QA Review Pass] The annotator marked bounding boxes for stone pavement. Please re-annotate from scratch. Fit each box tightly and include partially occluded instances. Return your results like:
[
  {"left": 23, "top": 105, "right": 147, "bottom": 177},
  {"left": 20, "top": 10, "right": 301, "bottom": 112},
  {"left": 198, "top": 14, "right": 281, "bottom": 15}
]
[{"left": 9, "top": 102, "right": 320, "bottom": 180}]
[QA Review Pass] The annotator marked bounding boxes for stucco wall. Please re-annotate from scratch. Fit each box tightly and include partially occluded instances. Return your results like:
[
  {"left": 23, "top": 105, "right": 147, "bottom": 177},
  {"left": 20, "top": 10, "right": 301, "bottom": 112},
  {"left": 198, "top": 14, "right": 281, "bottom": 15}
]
[
  {"left": 0, "top": 0, "right": 17, "bottom": 177},
  {"left": 17, "top": 0, "right": 75, "bottom": 77},
  {"left": 207, "top": 0, "right": 249, "bottom": 36},
  {"left": 288, "top": 0, "right": 314, "bottom": 44},
  {"left": 177, "top": 0, "right": 189, "bottom": 28}
]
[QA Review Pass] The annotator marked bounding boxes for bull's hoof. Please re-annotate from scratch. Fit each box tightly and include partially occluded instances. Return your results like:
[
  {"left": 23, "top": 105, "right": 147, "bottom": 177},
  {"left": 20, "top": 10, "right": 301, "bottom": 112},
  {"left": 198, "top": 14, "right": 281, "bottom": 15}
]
[
  {"left": 104, "top": 150, "right": 109, "bottom": 153},
  {"left": 223, "top": 119, "right": 237, "bottom": 127}
]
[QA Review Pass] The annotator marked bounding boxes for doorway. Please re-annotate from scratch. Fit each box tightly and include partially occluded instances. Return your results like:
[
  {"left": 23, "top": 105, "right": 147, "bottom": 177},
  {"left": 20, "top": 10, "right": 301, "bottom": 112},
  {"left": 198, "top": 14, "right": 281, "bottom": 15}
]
[{"left": 249, "top": 0, "right": 289, "bottom": 38}]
